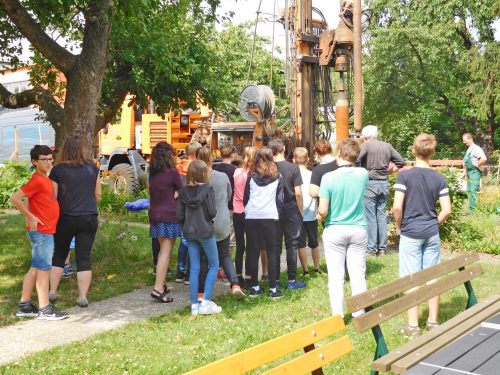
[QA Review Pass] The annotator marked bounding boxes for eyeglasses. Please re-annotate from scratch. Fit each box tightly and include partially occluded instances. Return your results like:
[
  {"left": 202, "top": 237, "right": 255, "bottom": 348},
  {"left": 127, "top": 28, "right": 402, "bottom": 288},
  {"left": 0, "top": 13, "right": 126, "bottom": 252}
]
[{"left": 37, "top": 158, "right": 54, "bottom": 163}]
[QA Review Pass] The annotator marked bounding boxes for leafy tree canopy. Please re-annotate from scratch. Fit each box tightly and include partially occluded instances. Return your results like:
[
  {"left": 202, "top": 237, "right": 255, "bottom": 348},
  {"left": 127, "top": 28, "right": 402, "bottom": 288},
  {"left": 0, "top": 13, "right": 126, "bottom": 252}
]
[
  {"left": 0, "top": 0, "right": 223, "bottom": 146},
  {"left": 363, "top": 0, "right": 499, "bottom": 156}
]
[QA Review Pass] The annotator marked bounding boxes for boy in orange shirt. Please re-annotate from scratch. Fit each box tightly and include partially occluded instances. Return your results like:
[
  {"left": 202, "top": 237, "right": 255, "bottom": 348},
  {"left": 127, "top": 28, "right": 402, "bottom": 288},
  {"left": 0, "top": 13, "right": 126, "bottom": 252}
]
[{"left": 11, "top": 145, "right": 68, "bottom": 320}]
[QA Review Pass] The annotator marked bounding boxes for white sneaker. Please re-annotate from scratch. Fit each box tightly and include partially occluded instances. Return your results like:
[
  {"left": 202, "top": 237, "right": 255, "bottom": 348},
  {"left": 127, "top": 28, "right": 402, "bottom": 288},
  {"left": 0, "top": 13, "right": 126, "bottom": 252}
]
[
  {"left": 198, "top": 300, "right": 222, "bottom": 315},
  {"left": 191, "top": 303, "right": 199, "bottom": 316}
]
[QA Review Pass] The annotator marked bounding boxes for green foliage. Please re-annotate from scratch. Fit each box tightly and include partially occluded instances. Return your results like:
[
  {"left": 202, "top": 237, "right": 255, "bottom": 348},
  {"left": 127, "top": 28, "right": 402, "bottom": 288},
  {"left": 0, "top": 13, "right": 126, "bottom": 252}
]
[
  {"left": 0, "top": 212, "right": 167, "bottom": 326},
  {"left": 99, "top": 186, "right": 148, "bottom": 216},
  {"left": 205, "top": 21, "right": 287, "bottom": 120},
  {"left": 364, "top": 0, "right": 499, "bottom": 154},
  {"left": 0, "top": 162, "right": 32, "bottom": 208}
]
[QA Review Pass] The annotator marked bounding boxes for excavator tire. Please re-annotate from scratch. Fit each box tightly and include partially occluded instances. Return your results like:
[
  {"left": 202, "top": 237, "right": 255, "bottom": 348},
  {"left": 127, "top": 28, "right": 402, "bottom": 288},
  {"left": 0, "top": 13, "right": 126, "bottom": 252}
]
[{"left": 109, "top": 163, "right": 139, "bottom": 195}]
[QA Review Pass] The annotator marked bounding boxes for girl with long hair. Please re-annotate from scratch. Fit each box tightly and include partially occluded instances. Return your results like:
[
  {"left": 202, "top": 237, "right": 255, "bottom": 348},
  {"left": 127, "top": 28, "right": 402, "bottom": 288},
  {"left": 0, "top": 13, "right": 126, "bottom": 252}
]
[
  {"left": 196, "top": 147, "right": 245, "bottom": 299},
  {"left": 233, "top": 146, "right": 256, "bottom": 286},
  {"left": 148, "top": 141, "right": 182, "bottom": 303},
  {"left": 177, "top": 160, "right": 222, "bottom": 315},
  {"left": 243, "top": 147, "right": 283, "bottom": 298},
  {"left": 49, "top": 136, "right": 101, "bottom": 308}
]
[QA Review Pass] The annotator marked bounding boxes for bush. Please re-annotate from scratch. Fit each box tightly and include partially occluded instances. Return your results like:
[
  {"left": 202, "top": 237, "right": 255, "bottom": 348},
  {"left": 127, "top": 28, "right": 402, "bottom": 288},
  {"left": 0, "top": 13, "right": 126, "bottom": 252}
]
[
  {"left": 99, "top": 186, "right": 149, "bottom": 221},
  {"left": 0, "top": 161, "right": 32, "bottom": 208}
]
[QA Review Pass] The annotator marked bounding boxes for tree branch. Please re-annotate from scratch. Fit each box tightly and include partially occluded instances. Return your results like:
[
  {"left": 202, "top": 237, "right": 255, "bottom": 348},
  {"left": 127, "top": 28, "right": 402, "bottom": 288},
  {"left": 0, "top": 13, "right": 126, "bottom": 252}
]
[
  {"left": 436, "top": 93, "right": 468, "bottom": 134},
  {"left": 0, "top": 0, "right": 76, "bottom": 73},
  {"left": 0, "top": 83, "right": 65, "bottom": 129},
  {"left": 453, "top": 11, "right": 474, "bottom": 50},
  {"left": 405, "top": 35, "right": 426, "bottom": 80}
]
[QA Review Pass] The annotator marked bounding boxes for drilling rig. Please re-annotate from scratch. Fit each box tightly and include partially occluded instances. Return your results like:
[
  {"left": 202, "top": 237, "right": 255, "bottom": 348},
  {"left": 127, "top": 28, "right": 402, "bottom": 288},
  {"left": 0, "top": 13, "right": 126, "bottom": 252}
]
[{"left": 281, "top": 0, "right": 364, "bottom": 154}]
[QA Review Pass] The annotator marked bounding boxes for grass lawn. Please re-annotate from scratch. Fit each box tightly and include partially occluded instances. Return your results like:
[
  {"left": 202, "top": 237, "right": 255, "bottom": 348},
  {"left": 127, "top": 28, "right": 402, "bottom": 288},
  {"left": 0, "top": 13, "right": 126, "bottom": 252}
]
[
  {"left": 0, "top": 211, "right": 178, "bottom": 327},
  {"left": 1, "top": 250, "right": 498, "bottom": 374}
]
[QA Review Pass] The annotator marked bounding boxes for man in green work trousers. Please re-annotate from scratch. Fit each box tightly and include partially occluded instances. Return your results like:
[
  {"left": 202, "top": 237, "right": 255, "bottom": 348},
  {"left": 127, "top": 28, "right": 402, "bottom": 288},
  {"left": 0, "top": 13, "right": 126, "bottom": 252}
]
[{"left": 461, "top": 133, "right": 487, "bottom": 211}]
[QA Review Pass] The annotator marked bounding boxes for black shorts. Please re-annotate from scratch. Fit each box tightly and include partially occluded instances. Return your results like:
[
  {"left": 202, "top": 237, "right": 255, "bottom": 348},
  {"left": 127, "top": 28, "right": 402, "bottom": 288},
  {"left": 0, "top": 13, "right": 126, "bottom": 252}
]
[{"left": 298, "top": 220, "right": 319, "bottom": 249}]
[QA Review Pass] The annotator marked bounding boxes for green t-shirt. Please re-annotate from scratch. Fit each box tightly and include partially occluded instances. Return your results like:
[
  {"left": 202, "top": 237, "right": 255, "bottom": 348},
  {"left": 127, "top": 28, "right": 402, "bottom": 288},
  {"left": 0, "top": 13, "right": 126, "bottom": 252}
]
[{"left": 319, "top": 166, "right": 368, "bottom": 228}]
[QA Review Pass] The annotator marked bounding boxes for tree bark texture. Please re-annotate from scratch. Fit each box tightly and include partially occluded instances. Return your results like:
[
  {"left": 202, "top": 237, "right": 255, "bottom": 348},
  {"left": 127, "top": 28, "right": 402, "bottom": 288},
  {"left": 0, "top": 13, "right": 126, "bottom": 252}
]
[{"left": 0, "top": 0, "right": 114, "bottom": 150}]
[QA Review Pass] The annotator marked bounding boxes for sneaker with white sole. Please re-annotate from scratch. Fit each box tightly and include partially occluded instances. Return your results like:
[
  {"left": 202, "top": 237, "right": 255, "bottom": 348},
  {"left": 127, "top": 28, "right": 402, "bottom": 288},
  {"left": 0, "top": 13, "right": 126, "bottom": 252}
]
[
  {"left": 198, "top": 300, "right": 222, "bottom": 315},
  {"left": 191, "top": 303, "right": 200, "bottom": 316},
  {"left": 37, "top": 305, "right": 69, "bottom": 321},
  {"left": 269, "top": 289, "right": 283, "bottom": 300},
  {"left": 249, "top": 287, "right": 264, "bottom": 298},
  {"left": 16, "top": 302, "right": 38, "bottom": 317}
]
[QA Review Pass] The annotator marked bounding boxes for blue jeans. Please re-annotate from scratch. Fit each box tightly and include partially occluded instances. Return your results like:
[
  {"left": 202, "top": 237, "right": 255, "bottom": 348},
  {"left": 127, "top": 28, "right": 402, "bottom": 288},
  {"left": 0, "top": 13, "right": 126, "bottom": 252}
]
[
  {"left": 186, "top": 236, "right": 219, "bottom": 304},
  {"left": 177, "top": 235, "right": 188, "bottom": 274},
  {"left": 364, "top": 180, "right": 388, "bottom": 253},
  {"left": 399, "top": 233, "right": 440, "bottom": 277},
  {"left": 28, "top": 231, "right": 54, "bottom": 271}
]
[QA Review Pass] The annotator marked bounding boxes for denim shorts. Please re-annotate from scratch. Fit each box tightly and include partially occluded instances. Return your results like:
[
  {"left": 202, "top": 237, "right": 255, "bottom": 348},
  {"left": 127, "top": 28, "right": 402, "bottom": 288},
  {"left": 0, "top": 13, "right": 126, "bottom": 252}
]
[
  {"left": 27, "top": 231, "right": 54, "bottom": 271},
  {"left": 399, "top": 233, "right": 440, "bottom": 277}
]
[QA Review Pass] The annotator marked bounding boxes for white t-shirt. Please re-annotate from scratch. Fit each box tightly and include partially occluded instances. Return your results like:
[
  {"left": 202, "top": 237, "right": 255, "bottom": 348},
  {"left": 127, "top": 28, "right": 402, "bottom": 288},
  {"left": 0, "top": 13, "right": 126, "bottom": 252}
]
[
  {"left": 466, "top": 144, "right": 486, "bottom": 167},
  {"left": 299, "top": 168, "right": 317, "bottom": 221}
]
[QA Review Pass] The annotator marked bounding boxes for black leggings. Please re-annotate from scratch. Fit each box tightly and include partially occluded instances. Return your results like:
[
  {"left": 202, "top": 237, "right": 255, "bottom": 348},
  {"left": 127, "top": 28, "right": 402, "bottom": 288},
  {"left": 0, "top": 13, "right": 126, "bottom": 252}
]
[
  {"left": 245, "top": 219, "right": 277, "bottom": 288},
  {"left": 53, "top": 214, "right": 98, "bottom": 272},
  {"left": 198, "top": 235, "right": 239, "bottom": 291},
  {"left": 233, "top": 212, "right": 246, "bottom": 276}
]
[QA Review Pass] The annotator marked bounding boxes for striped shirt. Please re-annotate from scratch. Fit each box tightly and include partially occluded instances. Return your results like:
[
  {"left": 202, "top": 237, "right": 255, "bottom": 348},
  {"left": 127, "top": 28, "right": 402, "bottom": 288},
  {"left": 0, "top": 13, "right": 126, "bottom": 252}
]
[{"left": 394, "top": 167, "right": 449, "bottom": 239}]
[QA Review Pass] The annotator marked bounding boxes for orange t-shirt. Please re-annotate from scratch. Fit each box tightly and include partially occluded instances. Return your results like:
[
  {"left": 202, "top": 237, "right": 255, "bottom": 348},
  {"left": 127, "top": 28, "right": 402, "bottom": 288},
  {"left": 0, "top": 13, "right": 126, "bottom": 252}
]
[{"left": 21, "top": 172, "right": 60, "bottom": 234}]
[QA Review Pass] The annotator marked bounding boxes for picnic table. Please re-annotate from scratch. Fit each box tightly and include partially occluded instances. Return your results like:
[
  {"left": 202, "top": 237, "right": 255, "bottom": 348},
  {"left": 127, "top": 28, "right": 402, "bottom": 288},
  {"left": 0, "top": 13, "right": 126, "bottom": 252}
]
[{"left": 405, "top": 313, "right": 500, "bottom": 375}]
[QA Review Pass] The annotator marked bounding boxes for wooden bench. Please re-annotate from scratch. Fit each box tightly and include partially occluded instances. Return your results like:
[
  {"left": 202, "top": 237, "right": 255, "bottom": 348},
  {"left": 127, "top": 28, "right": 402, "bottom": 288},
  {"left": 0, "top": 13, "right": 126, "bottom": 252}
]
[
  {"left": 345, "top": 252, "right": 499, "bottom": 374},
  {"left": 185, "top": 315, "right": 352, "bottom": 374}
]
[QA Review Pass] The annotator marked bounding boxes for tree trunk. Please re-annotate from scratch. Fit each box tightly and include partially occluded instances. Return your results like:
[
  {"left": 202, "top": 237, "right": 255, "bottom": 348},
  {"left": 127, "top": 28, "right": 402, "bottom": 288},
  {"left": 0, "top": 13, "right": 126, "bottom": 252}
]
[{"left": 60, "top": 1, "right": 113, "bottom": 153}]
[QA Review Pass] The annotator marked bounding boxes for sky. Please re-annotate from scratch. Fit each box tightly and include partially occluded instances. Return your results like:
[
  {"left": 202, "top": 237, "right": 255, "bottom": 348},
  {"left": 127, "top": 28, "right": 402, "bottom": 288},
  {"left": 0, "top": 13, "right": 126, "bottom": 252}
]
[{"left": 217, "top": 0, "right": 342, "bottom": 51}]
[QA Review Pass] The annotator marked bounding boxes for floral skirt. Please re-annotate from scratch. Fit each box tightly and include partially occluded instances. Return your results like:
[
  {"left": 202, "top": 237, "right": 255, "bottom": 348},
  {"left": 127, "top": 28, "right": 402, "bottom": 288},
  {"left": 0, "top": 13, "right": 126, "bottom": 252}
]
[{"left": 150, "top": 222, "right": 182, "bottom": 239}]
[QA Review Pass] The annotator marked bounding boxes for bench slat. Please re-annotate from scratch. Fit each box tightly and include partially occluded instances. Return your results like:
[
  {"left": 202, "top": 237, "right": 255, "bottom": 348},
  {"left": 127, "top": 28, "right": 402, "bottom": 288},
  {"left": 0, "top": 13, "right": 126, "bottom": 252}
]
[
  {"left": 185, "top": 315, "right": 346, "bottom": 374},
  {"left": 391, "top": 298, "right": 500, "bottom": 373},
  {"left": 263, "top": 335, "right": 353, "bottom": 375},
  {"left": 372, "top": 294, "right": 500, "bottom": 372},
  {"left": 346, "top": 253, "right": 479, "bottom": 313},
  {"left": 352, "top": 264, "right": 484, "bottom": 333}
]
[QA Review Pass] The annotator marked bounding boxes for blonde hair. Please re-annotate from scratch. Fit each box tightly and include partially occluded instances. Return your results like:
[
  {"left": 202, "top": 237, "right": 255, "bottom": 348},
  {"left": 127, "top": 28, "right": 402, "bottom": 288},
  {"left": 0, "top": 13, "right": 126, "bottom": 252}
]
[
  {"left": 413, "top": 134, "right": 436, "bottom": 159},
  {"left": 293, "top": 147, "right": 308, "bottom": 164},
  {"left": 243, "top": 146, "right": 257, "bottom": 170},
  {"left": 196, "top": 146, "right": 212, "bottom": 167}
]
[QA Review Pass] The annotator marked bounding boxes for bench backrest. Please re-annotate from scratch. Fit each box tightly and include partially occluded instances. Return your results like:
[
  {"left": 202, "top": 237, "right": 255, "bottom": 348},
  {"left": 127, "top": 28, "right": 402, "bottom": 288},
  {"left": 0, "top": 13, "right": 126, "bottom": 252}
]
[
  {"left": 185, "top": 315, "right": 352, "bottom": 375},
  {"left": 346, "top": 252, "right": 483, "bottom": 333}
]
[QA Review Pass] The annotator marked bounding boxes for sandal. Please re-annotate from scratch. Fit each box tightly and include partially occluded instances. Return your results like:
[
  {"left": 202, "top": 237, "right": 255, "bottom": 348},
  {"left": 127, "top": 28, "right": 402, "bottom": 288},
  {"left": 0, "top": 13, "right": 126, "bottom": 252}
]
[
  {"left": 163, "top": 285, "right": 171, "bottom": 294},
  {"left": 151, "top": 288, "right": 173, "bottom": 303}
]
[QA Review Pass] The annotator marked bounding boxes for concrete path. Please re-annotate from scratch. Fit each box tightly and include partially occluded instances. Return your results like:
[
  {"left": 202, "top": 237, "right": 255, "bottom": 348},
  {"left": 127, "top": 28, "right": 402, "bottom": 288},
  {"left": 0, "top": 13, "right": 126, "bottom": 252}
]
[{"left": 0, "top": 281, "right": 229, "bottom": 366}]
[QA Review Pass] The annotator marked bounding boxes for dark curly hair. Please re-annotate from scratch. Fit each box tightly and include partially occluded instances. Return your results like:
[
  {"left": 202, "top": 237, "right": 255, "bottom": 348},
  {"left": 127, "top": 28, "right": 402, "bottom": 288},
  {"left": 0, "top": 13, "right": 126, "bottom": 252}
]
[{"left": 150, "top": 142, "right": 175, "bottom": 175}]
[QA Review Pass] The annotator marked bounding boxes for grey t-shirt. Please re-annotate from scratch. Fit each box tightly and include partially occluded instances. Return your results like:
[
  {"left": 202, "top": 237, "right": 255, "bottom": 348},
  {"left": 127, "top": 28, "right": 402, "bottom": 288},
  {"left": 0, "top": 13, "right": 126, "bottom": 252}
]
[
  {"left": 209, "top": 170, "right": 232, "bottom": 241},
  {"left": 394, "top": 167, "right": 449, "bottom": 239},
  {"left": 358, "top": 139, "right": 405, "bottom": 180}
]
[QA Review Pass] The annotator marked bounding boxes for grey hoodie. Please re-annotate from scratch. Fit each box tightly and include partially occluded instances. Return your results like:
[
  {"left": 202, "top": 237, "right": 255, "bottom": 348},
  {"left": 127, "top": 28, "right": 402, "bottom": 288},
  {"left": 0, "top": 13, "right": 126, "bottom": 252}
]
[{"left": 176, "top": 184, "right": 216, "bottom": 240}]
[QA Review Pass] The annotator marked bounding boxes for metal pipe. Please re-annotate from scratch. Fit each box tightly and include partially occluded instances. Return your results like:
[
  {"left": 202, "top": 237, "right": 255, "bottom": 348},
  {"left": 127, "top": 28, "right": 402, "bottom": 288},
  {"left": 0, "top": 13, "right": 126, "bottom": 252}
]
[{"left": 353, "top": 0, "right": 363, "bottom": 133}]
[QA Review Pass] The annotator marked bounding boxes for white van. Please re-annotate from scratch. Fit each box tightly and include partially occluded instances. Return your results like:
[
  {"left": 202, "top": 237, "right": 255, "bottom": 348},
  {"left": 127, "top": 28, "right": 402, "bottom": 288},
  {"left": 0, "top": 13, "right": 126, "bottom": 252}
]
[{"left": 0, "top": 108, "right": 55, "bottom": 163}]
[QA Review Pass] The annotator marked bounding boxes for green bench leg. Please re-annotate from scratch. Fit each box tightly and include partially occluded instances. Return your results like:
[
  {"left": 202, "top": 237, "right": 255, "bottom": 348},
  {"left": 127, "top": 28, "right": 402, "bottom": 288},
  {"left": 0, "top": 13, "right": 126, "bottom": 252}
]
[
  {"left": 459, "top": 267, "right": 478, "bottom": 309},
  {"left": 370, "top": 325, "right": 389, "bottom": 375}
]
